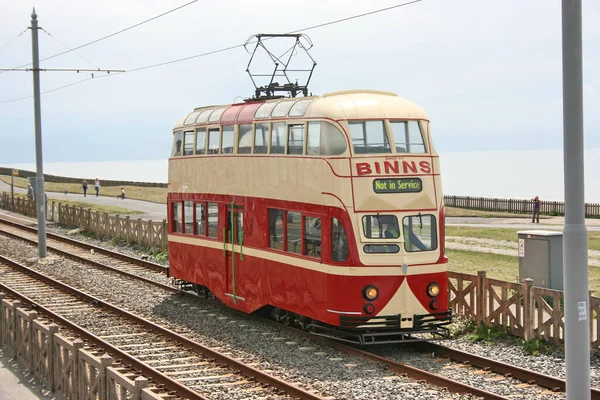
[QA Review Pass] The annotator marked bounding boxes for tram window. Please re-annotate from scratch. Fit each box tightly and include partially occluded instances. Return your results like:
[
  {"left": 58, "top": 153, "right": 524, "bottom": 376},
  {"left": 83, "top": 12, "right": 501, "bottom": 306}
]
[
  {"left": 287, "top": 211, "right": 302, "bottom": 254},
  {"left": 255, "top": 102, "right": 277, "bottom": 119},
  {"left": 207, "top": 129, "right": 220, "bottom": 155},
  {"left": 364, "top": 244, "right": 399, "bottom": 254},
  {"left": 304, "top": 217, "right": 321, "bottom": 258},
  {"left": 171, "top": 202, "right": 182, "bottom": 233},
  {"left": 271, "top": 101, "right": 294, "bottom": 117},
  {"left": 403, "top": 214, "right": 437, "bottom": 252},
  {"left": 184, "top": 111, "right": 200, "bottom": 126},
  {"left": 269, "top": 209, "right": 284, "bottom": 250},
  {"left": 307, "top": 122, "right": 321, "bottom": 155},
  {"left": 331, "top": 218, "right": 348, "bottom": 262},
  {"left": 254, "top": 123, "right": 269, "bottom": 154},
  {"left": 196, "top": 108, "right": 215, "bottom": 124},
  {"left": 321, "top": 122, "right": 348, "bottom": 156},
  {"left": 208, "top": 107, "right": 227, "bottom": 123},
  {"left": 184, "top": 201, "right": 193, "bottom": 234},
  {"left": 350, "top": 121, "right": 391, "bottom": 154},
  {"left": 222, "top": 126, "right": 235, "bottom": 154},
  {"left": 270, "top": 122, "right": 286, "bottom": 154},
  {"left": 196, "top": 128, "right": 206, "bottom": 155},
  {"left": 207, "top": 203, "right": 218, "bottom": 238},
  {"left": 390, "top": 120, "right": 426, "bottom": 154},
  {"left": 183, "top": 131, "right": 194, "bottom": 156},
  {"left": 195, "top": 203, "right": 206, "bottom": 235},
  {"left": 362, "top": 215, "right": 399, "bottom": 239},
  {"left": 288, "top": 125, "right": 304, "bottom": 155},
  {"left": 171, "top": 131, "right": 182, "bottom": 157},
  {"left": 289, "top": 99, "right": 312, "bottom": 117},
  {"left": 238, "top": 124, "right": 253, "bottom": 154}
]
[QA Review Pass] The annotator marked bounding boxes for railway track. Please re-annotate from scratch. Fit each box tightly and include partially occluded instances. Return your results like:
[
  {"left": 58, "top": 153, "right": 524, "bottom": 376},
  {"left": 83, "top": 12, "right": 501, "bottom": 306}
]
[
  {"left": 2, "top": 216, "right": 598, "bottom": 399},
  {"left": 0, "top": 254, "right": 324, "bottom": 400}
]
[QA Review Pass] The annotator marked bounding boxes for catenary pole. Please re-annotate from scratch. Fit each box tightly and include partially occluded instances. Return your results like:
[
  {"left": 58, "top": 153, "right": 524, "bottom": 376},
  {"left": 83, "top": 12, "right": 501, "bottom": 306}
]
[
  {"left": 561, "top": 0, "right": 590, "bottom": 398},
  {"left": 30, "top": 9, "right": 47, "bottom": 258}
]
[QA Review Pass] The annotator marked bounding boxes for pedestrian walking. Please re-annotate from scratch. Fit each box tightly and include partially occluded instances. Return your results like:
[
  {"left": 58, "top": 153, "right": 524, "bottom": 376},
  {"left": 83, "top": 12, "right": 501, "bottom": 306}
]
[
  {"left": 532, "top": 196, "right": 541, "bottom": 223},
  {"left": 64, "top": 185, "right": 68, "bottom": 195},
  {"left": 120, "top": 187, "right": 125, "bottom": 199},
  {"left": 94, "top": 178, "right": 100, "bottom": 197},
  {"left": 27, "top": 183, "right": 34, "bottom": 200},
  {"left": 82, "top": 179, "right": 88, "bottom": 197}
]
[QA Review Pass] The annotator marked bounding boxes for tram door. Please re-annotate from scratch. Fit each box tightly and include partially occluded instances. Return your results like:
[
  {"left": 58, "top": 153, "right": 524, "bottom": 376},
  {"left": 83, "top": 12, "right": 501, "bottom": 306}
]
[{"left": 224, "top": 202, "right": 244, "bottom": 305}]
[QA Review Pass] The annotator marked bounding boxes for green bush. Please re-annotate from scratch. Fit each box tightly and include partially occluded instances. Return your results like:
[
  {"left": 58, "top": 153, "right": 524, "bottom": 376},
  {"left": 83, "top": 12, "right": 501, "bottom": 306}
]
[
  {"left": 521, "top": 338, "right": 560, "bottom": 355},
  {"left": 467, "top": 324, "right": 509, "bottom": 342}
]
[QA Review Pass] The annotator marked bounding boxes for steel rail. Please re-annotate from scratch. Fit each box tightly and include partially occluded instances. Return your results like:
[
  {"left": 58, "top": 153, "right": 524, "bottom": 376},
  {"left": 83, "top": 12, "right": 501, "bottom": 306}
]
[
  {"left": 0, "top": 254, "right": 326, "bottom": 400},
  {"left": 420, "top": 342, "right": 600, "bottom": 399}
]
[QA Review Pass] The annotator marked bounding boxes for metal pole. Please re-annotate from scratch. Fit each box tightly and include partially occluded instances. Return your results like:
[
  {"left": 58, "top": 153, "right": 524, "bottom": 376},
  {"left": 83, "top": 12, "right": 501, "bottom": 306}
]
[
  {"left": 30, "top": 9, "right": 47, "bottom": 258},
  {"left": 561, "top": 1, "right": 590, "bottom": 398},
  {"left": 11, "top": 173, "right": 14, "bottom": 211}
]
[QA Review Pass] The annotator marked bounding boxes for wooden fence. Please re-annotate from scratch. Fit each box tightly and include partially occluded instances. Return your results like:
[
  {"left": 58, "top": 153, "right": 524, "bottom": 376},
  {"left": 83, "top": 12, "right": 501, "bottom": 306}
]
[
  {"left": 0, "top": 193, "right": 167, "bottom": 248},
  {"left": 444, "top": 195, "right": 600, "bottom": 218},
  {"left": 0, "top": 295, "right": 164, "bottom": 400},
  {"left": 449, "top": 271, "right": 600, "bottom": 355}
]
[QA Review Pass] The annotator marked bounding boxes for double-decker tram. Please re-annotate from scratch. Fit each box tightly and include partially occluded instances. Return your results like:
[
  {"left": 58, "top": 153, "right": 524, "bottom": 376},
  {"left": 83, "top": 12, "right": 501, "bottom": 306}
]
[{"left": 167, "top": 90, "right": 451, "bottom": 344}]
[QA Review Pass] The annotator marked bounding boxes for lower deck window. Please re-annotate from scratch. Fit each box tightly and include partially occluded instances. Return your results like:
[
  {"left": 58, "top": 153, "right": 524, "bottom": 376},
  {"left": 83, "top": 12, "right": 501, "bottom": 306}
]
[
  {"left": 364, "top": 244, "right": 399, "bottom": 253},
  {"left": 403, "top": 214, "right": 437, "bottom": 252},
  {"left": 172, "top": 202, "right": 182, "bottom": 233},
  {"left": 207, "top": 203, "right": 218, "bottom": 238},
  {"left": 269, "top": 209, "right": 284, "bottom": 250},
  {"left": 287, "top": 211, "right": 301, "bottom": 254},
  {"left": 304, "top": 217, "right": 321, "bottom": 258}
]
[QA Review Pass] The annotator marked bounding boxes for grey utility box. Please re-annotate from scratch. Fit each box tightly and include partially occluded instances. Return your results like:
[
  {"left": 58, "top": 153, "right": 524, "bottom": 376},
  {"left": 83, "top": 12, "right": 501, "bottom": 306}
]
[{"left": 518, "top": 230, "right": 563, "bottom": 290}]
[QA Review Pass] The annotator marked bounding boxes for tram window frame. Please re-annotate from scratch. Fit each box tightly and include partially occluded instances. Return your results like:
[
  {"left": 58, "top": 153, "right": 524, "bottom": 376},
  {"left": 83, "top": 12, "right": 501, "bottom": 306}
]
[
  {"left": 389, "top": 120, "right": 427, "bottom": 154},
  {"left": 183, "top": 131, "right": 195, "bottom": 156},
  {"left": 196, "top": 108, "right": 215, "bottom": 124},
  {"left": 208, "top": 107, "right": 227, "bottom": 123},
  {"left": 207, "top": 128, "right": 221, "bottom": 155},
  {"left": 171, "top": 131, "right": 182, "bottom": 157},
  {"left": 350, "top": 120, "right": 391, "bottom": 154},
  {"left": 222, "top": 125, "right": 235, "bottom": 154},
  {"left": 171, "top": 202, "right": 182, "bottom": 233},
  {"left": 255, "top": 102, "right": 277, "bottom": 119},
  {"left": 307, "top": 122, "right": 321, "bottom": 155},
  {"left": 287, "top": 124, "right": 304, "bottom": 155},
  {"left": 289, "top": 99, "right": 312, "bottom": 117},
  {"left": 184, "top": 111, "right": 200, "bottom": 126},
  {"left": 254, "top": 123, "right": 269, "bottom": 154},
  {"left": 183, "top": 201, "right": 193, "bottom": 234},
  {"left": 304, "top": 216, "right": 321, "bottom": 258},
  {"left": 270, "top": 122, "right": 286, "bottom": 154},
  {"left": 195, "top": 202, "right": 206, "bottom": 236},
  {"left": 238, "top": 124, "right": 253, "bottom": 154},
  {"left": 271, "top": 101, "right": 295, "bottom": 118},
  {"left": 207, "top": 202, "right": 219, "bottom": 238},
  {"left": 196, "top": 128, "right": 206, "bottom": 155},
  {"left": 362, "top": 215, "right": 400, "bottom": 239},
  {"left": 331, "top": 218, "right": 348, "bottom": 262},
  {"left": 268, "top": 208, "right": 284, "bottom": 250},
  {"left": 286, "top": 211, "right": 302, "bottom": 255}
]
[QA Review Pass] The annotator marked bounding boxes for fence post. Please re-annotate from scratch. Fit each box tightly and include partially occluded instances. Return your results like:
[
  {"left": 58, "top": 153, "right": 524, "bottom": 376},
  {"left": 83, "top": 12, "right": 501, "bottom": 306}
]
[
  {"left": 47, "top": 323, "right": 58, "bottom": 391},
  {"left": 162, "top": 219, "right": 167, "bottom": 248},
  {"left": 99, "top": 354, "right": 113, "bottom": 399},
  {"left": 476, "top": 271, "right": 486, "bottom": 325},
  {"left": 133, "top": 376, "right": 148, "bottom": 400},
  {"left": 125, "top": 216, "right": 130, "bottom": 242},
  {"left": 137, "top": 218, "right": 143, "bottom": 246},
  {"left": 522, "top": 278, "right": 534, "bottom": 341},
  {"left": 28, "top": 311, "right": 38, "bottom": 369}
]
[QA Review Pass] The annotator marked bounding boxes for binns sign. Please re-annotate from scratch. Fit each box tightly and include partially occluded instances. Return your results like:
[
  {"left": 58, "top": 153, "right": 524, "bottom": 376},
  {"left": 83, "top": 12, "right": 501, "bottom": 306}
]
[{"left": 355, "top": 160, "right": 432, "bottom": 176}]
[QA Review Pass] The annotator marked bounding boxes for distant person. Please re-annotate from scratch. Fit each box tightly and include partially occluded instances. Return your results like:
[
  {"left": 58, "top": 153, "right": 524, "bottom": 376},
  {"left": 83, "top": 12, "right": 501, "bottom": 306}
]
[
  {"left": 532, "top": 196, "right": 541, "bottom": 223},
  {"left": 82, "top": 179, "right": 88, "bottom": 197},
  {"left": 120, "top": 187, "right": 125, "bottom": 199},
  {"left": 64, "top": 185, "right": 68, "bottom": 195},
  {"left": 94, "top": 178, "right": 100, "bottom": 197},
  {"left": 27, "top": 183, "right": 34, "bottom": 201}
]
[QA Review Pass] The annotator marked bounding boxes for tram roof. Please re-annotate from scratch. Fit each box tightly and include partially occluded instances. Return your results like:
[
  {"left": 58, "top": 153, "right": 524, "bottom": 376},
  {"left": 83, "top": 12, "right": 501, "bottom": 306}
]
[{"left": 173, "top": 90, "right": 428, "bottom": 130}]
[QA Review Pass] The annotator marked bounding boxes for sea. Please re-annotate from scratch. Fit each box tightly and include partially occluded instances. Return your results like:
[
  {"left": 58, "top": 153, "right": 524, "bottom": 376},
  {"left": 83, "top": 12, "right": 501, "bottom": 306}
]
[{"left": 2, "top": 149, "right": 599, "bottom": 203}]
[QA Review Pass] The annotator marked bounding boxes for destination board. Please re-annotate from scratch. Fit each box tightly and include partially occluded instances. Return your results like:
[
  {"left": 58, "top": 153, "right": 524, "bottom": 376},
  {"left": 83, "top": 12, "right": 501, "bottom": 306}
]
[{"left": 373, "top": 178, "right": 422, "bottom": 194}]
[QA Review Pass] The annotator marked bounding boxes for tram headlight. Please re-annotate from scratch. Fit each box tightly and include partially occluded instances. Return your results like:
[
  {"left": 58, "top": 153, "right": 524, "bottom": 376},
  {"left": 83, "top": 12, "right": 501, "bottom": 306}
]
[
  {"left": 427, "top": 282, "right": 440, "bottom": 298},
  {"left": 362, "top": 285, "right": 379, "bottom": 301}
]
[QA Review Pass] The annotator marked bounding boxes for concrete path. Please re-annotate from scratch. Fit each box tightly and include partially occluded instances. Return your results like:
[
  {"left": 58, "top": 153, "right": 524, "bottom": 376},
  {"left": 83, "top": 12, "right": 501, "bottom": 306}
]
[
  {"left": 0, "top": 180, "right": 166, "bottom": 220},
  {"left": 446, "top": 216, "right": 600, "bottom": 232},
  {"left": 0, "top": 350, "right": 57, "bottom": 399}
]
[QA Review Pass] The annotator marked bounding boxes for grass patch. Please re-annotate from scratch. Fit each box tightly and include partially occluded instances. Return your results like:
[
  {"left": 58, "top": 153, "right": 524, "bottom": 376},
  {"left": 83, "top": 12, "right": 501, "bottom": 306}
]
[
  {"left": 447, "top": 226, "right": 600, "bottom": 251},
  {"left": 520, "top": 338, "right": 561, "bottom": 355},
  {"left": 0, "top": 175, "right": 167, "bottom": 204},
  {"left": 467, "top": 324, "right": 509, "bottom": 342},
  {"left": 51, "top": 199, "right": 143, "bottom": 215}
]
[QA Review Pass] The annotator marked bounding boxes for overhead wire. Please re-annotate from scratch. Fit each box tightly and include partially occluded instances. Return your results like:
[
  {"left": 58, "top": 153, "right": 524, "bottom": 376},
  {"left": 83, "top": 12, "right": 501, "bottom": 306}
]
[
  {"left": 0, "top": 0, "right": 423, "bottom": 105},
  {"left": 0, "top": 28, "right": 28, "bottom": 54},
  {"left": 40, "top": 28, "right": 100, "bottom": 69}
]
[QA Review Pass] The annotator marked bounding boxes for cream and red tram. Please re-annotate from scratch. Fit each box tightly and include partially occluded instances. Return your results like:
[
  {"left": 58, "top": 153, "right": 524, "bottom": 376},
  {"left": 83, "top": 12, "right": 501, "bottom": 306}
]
[{"left": 167, "top": 90, "right": 451, "bottom": 344}]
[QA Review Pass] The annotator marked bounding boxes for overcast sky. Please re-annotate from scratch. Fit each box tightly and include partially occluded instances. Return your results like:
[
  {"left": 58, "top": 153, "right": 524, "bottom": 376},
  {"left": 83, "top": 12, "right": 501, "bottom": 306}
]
[{"left": 0, "top": 0, "right": 598, "bottom": 164}]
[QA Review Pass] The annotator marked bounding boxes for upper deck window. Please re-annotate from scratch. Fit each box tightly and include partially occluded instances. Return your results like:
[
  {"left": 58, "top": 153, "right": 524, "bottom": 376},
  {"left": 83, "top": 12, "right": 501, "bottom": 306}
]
[
  {"left": 222, "top": 126, "right": 235, "bottom": 154},
  {"left": 255, "top": 102, "right": 277, "bottom": 119},
  {"left": 183, "top": 131, "right": 194, "bottom": 156},
  {"left": 184, "top": 112, "right": 200, "bottom": 126},
  {"left": 288, "top": 125, "right": 304, "bottom": 155},
  {"left": 271, "top": 122, "right": 286, "bottom": 154},
  {"left": 350, "top": 121, "right": 391, "bottom": 154},
  {"left": 207, "top": 129, "right": 220, "bottom": 154},
  {"left": 208, "top": 107, "right": 227, "bottom": 123},
  {"left": 271, "top": 101, "right": 294, "bottom": 117},
  {"left": 289, "top": 99, "right": 312, "bottom": 117},
  {"left": 196, "top": 109, "right": 215, "bottom": 124},
  {"left": 196, "top": 128, "right": 206, "bottom": 155},
  {"left": 390, "top": 120, "right": 426, "bottom": 154},
  {"left": 171, "top": 131, "right": 182, "bottom": 157},
  {"left": 238, "top": 124, "right": 253, "bottom": 154},
  {"left": 254, "top": 123, "right": 269, "bottom": 154},
  {"left": 307, "top": 121, "right": 347, "bottom": 156}
]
